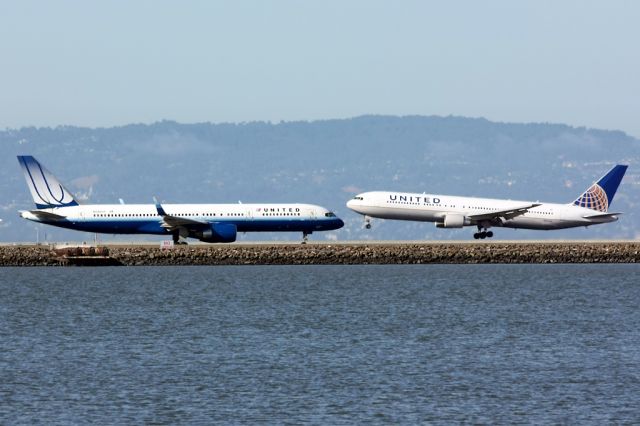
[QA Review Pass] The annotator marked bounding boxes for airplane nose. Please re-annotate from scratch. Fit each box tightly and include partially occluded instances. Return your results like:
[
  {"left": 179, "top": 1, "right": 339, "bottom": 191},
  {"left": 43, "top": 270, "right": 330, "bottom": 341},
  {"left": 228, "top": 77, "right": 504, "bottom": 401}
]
[
  {"left": 347, "top": 198, "right": 363, "bottom": 213},
  {"left": 336, "top": 218, "right": 344, "bottom": 228}
]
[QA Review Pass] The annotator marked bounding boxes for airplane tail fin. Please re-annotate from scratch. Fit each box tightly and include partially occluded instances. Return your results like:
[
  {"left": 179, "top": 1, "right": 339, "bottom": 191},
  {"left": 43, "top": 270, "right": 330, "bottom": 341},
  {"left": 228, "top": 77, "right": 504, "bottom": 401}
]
[
  {"left": 573, "top": 164, "right": 628, "bottom": 212},
  {"left": 17, "top": 155, "right": 79, "bottom": 209}
]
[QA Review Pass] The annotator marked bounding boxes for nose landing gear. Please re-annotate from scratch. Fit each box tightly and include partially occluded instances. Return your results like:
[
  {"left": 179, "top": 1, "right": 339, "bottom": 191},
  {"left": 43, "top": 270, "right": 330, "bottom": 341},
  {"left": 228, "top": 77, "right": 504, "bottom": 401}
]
[{"left": 364, "top": 216, "right": 372, "bottom": 229}]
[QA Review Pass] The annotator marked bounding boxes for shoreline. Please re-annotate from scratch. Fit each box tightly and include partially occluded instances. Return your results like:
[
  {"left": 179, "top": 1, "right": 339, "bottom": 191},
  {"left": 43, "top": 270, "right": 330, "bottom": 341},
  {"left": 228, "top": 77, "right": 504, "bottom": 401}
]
[{"left": 1, "top": 241, "right": 639, "bottom": 266}]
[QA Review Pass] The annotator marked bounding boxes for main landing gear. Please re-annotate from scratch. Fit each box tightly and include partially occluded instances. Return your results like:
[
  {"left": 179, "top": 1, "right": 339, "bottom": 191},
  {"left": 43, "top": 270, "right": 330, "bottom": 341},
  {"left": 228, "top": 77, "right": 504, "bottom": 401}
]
[
  {"left": 364, "top": 216, "right": 372, "bottom": 230},
  {"left": 473, "top": 226, "right": 494, "bottom": 240},
  {"left": 172, "top": 231, "right": 188, "bottom": 245}
]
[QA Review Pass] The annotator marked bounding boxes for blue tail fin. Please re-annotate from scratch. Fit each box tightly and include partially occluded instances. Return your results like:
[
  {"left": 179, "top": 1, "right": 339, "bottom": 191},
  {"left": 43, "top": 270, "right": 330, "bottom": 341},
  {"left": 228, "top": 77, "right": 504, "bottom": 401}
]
[
  {"left": 573, "top": 164, "right": 628, "bottom": 212},
  {"left": 17, "top": 156, "right": 79, "bottom": 209}
]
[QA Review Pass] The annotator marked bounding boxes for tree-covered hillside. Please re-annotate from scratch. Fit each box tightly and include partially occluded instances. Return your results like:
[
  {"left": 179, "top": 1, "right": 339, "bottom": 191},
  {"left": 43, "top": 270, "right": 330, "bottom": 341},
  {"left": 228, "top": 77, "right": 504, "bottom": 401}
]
[{"left": 1, "top": 115, "right": 638, "bottom": 242}]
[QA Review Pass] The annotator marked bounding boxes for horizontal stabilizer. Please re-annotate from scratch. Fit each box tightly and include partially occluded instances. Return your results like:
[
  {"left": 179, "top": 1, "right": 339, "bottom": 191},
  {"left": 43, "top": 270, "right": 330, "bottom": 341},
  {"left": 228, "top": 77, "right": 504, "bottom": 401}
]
[
  {"left": 582, "top": 212, "right": 622, "bottom": 219},
  {"left": 21, "top": 209, "right": 67, "bottom": 221}
]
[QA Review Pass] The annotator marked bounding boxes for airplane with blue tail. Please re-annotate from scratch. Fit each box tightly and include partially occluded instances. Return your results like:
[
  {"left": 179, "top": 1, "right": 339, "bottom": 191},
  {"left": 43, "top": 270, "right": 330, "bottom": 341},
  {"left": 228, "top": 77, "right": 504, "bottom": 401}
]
[
  {"left": 347, "top": 164, "right": 628, "bottom": 239},
  {"left": 17, "top": 156, "right": 344, "bottom": 243}
]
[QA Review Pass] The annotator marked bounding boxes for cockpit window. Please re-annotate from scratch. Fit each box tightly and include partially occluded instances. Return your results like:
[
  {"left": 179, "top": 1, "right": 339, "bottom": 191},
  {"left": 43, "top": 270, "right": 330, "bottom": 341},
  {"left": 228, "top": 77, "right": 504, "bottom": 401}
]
[
  {"left": 353, "top": 196, "right": 364, "bottom": 200},
  {"left": 325, "top": 212, "right": 336, "bottom": 217}
]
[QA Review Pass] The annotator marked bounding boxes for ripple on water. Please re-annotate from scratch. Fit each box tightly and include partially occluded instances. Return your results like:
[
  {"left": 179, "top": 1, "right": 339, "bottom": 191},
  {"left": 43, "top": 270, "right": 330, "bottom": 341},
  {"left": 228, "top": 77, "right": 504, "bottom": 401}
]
[{"left": 1, "top": 264, "right": 640, "bottom": 423}]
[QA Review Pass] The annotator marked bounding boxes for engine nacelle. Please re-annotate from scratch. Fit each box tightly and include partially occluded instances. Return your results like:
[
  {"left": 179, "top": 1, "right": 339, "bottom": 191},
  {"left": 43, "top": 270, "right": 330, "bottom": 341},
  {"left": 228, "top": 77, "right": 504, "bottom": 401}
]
[
  {"left": 198, "top": 223, "right": 237, "bottom": 243},
  {"left": 435, "top": 214, "right": 467, "bottom": 228}
]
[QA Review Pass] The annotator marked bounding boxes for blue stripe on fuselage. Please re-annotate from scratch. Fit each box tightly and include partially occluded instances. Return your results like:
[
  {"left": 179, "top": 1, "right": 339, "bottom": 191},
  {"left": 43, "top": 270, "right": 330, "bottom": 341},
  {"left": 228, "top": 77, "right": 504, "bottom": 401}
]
[{"left": 32, "top": 217, "right": 344, "bottom": 235}]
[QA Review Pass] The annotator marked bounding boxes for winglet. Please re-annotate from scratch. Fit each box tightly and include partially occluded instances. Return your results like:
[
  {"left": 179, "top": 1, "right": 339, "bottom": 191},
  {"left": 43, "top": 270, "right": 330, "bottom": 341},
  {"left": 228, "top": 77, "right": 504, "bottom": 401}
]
[{"left": 153, "top": 197, "right": 167, "bottom": 216}]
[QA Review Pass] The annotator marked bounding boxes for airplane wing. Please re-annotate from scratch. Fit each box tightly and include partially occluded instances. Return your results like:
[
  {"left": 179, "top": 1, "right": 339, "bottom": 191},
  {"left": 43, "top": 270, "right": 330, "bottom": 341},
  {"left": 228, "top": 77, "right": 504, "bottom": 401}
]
[
  {"left": 158, "top": 214, "right": 209, "bottom": 230},
  {"left": 468, "top": 203, "right": 542, "bottom": 222},
  {"left": 154, "top": 198, "right": 209, "bottom": 231}
]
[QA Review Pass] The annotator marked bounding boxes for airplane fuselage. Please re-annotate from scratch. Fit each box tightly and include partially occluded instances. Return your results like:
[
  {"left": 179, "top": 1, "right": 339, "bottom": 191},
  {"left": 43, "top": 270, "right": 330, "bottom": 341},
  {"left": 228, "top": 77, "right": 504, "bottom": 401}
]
[
  {"left": 347, "top": 191, "right": 618, "bottom": 231},
  {"left": 21, "top": 203, "right": 344, "bottom": 236}
]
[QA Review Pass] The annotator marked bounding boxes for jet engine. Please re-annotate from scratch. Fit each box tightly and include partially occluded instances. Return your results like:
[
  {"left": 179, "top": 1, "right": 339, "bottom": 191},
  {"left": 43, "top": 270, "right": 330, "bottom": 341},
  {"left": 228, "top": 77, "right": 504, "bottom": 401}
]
[
  {"left": 435, "top": 214, "right": 468, "bottom": 228},
  {"left": 198, "top": 223, "right": 237, "bottom": 243}
]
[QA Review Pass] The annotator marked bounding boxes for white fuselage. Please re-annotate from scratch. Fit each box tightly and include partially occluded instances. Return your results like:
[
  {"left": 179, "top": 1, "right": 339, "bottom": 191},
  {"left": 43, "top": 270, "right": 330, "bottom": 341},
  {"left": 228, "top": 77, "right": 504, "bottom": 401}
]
[
  {"left": 21, "top": 202, "right": 344, "bottom": 236},
  {"left": 346, "top": 191, "right": 618, "bottom": 230}
]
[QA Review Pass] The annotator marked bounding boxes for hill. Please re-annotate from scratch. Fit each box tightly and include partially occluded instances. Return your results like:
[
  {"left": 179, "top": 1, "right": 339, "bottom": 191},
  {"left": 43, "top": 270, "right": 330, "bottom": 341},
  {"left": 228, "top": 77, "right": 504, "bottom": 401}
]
[{"left": 1, "top": 115, "right": 638, "bottom": 242}]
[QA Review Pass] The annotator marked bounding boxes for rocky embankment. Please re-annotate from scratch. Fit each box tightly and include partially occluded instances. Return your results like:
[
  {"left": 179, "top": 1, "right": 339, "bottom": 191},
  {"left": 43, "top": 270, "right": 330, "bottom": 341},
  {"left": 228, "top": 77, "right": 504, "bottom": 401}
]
[{"left": 1, "top": 242, "right": 639, "bottom": 266}]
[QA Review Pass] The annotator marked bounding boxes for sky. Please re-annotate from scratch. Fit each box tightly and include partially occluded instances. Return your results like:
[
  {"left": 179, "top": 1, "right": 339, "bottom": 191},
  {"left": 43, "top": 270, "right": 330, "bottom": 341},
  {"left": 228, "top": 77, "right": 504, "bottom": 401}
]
[{"left": 1, "top": 1, "right": 639, "bottom": 137}]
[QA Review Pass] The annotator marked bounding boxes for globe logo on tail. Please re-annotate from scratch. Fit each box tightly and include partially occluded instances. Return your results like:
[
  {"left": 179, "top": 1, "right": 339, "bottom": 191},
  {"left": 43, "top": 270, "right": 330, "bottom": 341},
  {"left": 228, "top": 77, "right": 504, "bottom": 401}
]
[{"left": 574, "top": 184, "right": 608, "bottom": 212}]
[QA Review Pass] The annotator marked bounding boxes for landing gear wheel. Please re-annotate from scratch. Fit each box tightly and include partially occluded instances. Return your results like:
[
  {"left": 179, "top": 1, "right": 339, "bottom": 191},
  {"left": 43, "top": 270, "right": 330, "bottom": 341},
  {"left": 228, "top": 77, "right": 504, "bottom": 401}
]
[
  {"left": 474, "top": 225, "right": 493, "bottom": 240},
  {"left": 364, "top": 216, "right": 372, "bottom": 230},
  {"left": 302, "top": 231, "right": 310, "bottom": 244}
]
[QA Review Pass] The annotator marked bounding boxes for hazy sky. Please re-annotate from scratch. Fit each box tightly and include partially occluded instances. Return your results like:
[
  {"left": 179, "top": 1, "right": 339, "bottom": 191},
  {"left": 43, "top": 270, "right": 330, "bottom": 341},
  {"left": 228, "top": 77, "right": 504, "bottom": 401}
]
[{"left": 1, "top": 1, "right": 639, "bottom": 136}]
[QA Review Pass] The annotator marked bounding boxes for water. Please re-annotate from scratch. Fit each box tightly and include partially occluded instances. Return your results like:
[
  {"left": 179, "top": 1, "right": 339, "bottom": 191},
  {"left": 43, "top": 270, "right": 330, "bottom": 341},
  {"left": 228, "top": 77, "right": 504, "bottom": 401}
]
[{"left": 1, "top": 265, "right": 640, "bottom": 424}]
